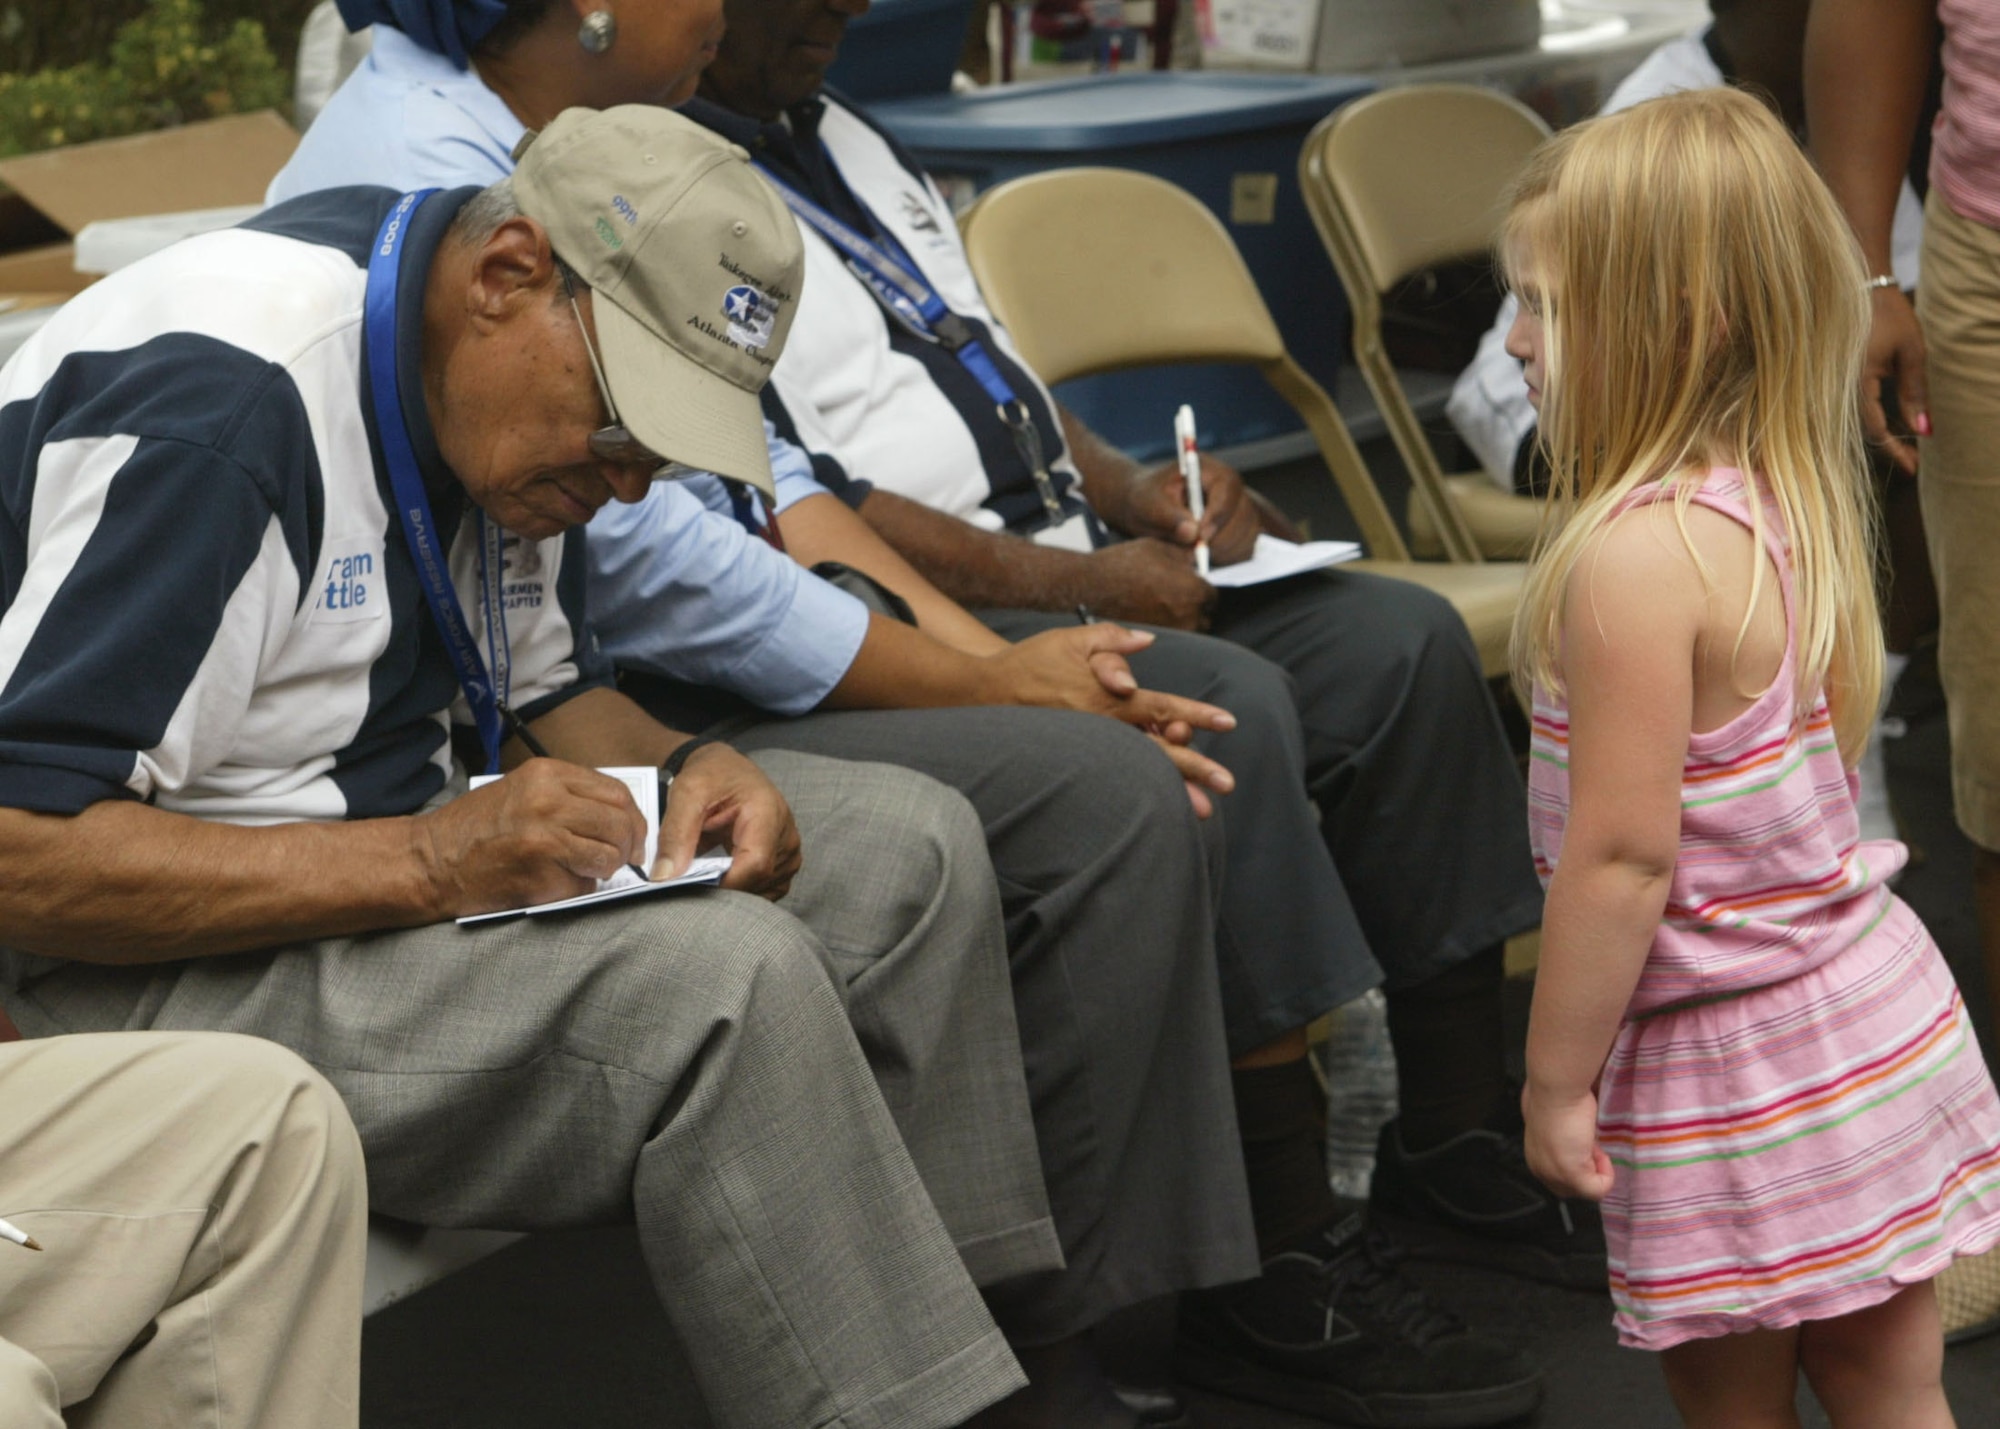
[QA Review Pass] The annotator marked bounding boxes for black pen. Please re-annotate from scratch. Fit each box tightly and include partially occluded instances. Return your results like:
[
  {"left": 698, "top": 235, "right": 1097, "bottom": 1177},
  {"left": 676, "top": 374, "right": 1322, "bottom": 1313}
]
[
  {"left": 1075, "top": 603, "right": 1096, "bottom": 625},
  {"left": 500, "top": 702, "right": 550, "bottom": 759},
  {"left": 502, "top": 703, "right": 650, "bottom": 883}
]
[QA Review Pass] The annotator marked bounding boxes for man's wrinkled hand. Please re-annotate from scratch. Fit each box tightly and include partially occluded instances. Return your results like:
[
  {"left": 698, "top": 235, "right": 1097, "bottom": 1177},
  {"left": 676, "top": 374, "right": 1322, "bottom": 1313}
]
[
  {"left": 1866, "top": 285, "right": 1930, "bottom": 475},
  {"left": 993, "top": 623, "right": 1238, "bottom": 816},
  {"left": 417, "top": 758, "right": 649, "bottom": 917},
  {"left": 1085, "top": 538, "right": 1217, "bottom": 631},
  {"left": 654, "top": 742, "right": 802, "bottom": 901}
]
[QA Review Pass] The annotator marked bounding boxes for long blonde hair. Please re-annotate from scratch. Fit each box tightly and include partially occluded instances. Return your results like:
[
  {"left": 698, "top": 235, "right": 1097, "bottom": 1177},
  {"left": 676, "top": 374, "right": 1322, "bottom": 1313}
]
[{"left": 1504, "top": 87, "right": 1883, "bottom": 765}]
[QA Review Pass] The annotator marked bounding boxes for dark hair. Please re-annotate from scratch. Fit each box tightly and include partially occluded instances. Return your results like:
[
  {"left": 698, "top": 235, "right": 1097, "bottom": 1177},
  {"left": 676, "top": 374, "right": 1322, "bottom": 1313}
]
[{"left": 472, "top": 0, "right": 557, "bottom": 59}]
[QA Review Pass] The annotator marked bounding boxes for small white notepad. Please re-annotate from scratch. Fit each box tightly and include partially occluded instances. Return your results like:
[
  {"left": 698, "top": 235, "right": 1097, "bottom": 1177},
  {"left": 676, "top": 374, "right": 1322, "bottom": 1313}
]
[
  {"left": 457, "top": 766, "right": 732, "bottom": 926},
  {"left": 1205, "top": 535, "right": 1362, "bottom": 588}
]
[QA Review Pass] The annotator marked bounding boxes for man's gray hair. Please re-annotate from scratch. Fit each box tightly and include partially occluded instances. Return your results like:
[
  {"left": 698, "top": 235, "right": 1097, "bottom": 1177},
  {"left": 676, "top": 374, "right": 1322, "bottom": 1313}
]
[{"left": 452, "top": 177, "right": 524, "bottom": 245}]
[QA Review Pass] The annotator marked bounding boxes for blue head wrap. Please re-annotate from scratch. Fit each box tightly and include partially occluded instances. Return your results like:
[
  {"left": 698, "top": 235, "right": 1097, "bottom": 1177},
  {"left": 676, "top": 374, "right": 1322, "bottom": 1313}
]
[{"left": 334, "top": 0, "right": 515, "bottom": 69}]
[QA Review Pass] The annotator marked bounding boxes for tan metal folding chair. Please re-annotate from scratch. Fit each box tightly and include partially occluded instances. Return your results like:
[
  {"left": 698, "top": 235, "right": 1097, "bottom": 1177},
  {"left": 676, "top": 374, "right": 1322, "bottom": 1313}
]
[
  {"left": 959, "top": 164, "right": 1523, "bottom": 678},
  {"left": 1300, "top": 83, "right": 1551, "bottom": 562}
]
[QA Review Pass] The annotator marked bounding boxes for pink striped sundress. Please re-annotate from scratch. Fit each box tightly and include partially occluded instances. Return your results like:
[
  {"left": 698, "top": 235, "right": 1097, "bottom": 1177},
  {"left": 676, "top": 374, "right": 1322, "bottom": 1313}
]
[{"left": 1528, "top": 468, "right": 2000, "bottom": 1351}]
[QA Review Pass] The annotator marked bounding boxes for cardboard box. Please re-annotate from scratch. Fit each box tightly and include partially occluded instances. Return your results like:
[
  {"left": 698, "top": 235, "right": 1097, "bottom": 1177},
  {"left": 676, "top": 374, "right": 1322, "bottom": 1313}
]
[{"left": 0, "top": 110, "right": 298, "bottom": 298}]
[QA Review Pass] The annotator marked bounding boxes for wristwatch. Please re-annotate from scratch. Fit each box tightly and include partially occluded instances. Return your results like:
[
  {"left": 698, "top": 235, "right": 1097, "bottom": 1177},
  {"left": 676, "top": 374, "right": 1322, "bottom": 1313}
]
[{"left": 660, "top": 734, "right": 725, "bottom": 801}]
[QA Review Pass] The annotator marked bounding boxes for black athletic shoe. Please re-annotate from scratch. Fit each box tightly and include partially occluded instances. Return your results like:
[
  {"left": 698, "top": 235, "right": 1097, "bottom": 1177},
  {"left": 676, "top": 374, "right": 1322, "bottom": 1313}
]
[
  {"left": 1175, "top": 1215, "right": 1542, "bottom": 1428},
  {"left": 1368, "top": 1117, "right": 1606, "bottom": 1290}
]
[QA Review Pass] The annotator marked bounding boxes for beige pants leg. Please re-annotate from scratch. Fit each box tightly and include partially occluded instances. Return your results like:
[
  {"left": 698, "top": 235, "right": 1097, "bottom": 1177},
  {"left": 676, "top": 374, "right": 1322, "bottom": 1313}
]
[
  {"left": 0, "top": 1032, "right": 366, "bottom": 1429},
  {"left": 1917, "top": 191, "right": 2000, "bottom": 848}
]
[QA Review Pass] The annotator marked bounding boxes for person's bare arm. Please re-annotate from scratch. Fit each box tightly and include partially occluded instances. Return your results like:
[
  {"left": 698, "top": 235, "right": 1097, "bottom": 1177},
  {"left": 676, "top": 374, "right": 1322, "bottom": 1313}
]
[
  {"left": 0, "top": 758, "right": 652, "bottom": 963},
  {"left": 856, "top": 487, "right": 1218, "bottom": 630},
  {"left": 1805, "top": 0, "right": 1938, "bottom": 471},
  {"left": 773, "top": 491, "right": 1011, "bottom": 655}
]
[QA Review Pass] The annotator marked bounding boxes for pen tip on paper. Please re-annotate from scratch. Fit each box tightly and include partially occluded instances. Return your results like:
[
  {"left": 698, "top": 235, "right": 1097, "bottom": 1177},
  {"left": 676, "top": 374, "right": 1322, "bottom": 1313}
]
[{"left": 23, "top": 1237, "right": 40, "bottom": 1251}]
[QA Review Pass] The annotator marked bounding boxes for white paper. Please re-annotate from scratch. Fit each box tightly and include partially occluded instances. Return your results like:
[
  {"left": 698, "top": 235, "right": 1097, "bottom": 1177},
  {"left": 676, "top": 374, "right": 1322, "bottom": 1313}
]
[
  {"left": 456, "top": 766, "right": 732, "bottom": 925},
  {"left": 456, "top": 856, "right": 733, "bottom": 926},
  {"left": 1205, "top": 534, "right": 1361, "bottom": 588}
]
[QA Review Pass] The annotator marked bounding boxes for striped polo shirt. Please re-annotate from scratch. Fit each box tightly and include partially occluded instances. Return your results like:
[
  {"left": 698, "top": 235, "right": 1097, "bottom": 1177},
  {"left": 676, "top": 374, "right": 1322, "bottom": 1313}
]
[
  {"left": 0, "top": 185, "right": 607, "bottom": 826},
  {"left": 681, "top": 93, "right": 1104, "bottom": 550}
]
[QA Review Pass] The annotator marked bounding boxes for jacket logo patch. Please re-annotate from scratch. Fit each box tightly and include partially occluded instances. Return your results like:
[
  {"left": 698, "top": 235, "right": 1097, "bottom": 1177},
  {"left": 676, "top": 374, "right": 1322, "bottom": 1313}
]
[
  {"left": 312, "top": 540, "right": 385, "bottom": 625},
  {"left": 900, "top": 192, "right": 939, "bottom": 234}
]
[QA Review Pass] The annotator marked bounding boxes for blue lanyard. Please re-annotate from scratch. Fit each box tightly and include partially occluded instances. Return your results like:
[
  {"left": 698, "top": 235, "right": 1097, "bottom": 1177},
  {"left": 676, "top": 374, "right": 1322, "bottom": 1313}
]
[
  {"left": 756, "top": 163, "right": 1070, "bottom": 527},
  {"left": 364, "top": 189, "right": 512, "bottom": 774}
]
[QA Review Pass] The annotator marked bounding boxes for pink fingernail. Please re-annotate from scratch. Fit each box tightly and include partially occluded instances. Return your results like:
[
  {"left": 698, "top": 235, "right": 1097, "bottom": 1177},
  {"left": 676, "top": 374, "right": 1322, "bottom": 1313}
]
[{"left": 1916, "top": 412, "right": 1933, "bottom": 437}]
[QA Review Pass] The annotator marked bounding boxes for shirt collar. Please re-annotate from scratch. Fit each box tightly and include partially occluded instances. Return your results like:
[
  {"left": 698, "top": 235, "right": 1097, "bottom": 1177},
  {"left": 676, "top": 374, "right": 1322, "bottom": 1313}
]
[
  {"left": 683, "top": 93, "right": 826, "bottom": 174},
  {"left": 684, "top": 90, "right": 875, "bottom": 234},
  {"left": 370, "top": 26, "right": 528, "bottom": 168}
]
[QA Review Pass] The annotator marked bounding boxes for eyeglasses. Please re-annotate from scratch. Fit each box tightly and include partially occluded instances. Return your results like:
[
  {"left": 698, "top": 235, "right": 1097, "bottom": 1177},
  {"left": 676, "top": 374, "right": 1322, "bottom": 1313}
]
[{"left": 559, "top": 265, "right": 705, "bottom": 482}]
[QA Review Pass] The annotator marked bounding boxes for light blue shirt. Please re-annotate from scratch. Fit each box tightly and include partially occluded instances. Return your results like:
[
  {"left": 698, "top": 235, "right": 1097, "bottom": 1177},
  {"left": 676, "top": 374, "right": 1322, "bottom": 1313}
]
[{"left": 268, "top": 26, "right": 867, "bottom": 713}]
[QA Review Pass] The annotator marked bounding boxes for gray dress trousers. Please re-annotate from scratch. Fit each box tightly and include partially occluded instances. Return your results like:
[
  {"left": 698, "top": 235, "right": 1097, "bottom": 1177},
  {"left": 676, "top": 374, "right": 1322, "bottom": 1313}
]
[
  {"left": 0, "top": 751, "right": 1045, "bottom": 1429},
  {"left": 614, "top": 698, "right": 1265, "bottom": 1344}
]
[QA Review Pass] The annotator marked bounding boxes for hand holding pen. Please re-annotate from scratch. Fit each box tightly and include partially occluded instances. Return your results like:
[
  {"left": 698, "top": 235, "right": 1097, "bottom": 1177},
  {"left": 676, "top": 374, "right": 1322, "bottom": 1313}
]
[
  {"left": 1175, "top": 405, "right": 1209, "bottom": 576},
  {"left": 502, "top": 703, "right": 650, "bottom": 885}
]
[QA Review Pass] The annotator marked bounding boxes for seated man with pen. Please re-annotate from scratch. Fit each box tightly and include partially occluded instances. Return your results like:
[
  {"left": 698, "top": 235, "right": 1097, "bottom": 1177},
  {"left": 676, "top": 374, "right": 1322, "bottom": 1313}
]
[
  {"left": 270, "top": 6, "right": 1548, "bottom": 1422},
  {"left": 0, "top": 106, "right": 1265, "bottom": 1429},
  {"left": 656, "top": 5, "right": 1568, "bottom": 1423}
]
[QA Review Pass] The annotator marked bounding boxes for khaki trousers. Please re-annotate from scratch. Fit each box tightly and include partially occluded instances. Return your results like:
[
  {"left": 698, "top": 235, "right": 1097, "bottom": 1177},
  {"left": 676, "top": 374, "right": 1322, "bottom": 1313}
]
[
  {"left": 1919, "top": 190, "right": 2000, "bottom": 848},
  {"left": 0, "top": 1032, "right": 366, "bottom": 1429}
]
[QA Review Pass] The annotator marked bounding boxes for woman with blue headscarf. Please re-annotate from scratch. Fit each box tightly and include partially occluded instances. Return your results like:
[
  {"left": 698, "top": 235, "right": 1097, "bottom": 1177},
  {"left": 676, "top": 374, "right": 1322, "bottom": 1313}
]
[{"left": 272, "top": 0, "right": 723, "bottom": 195}]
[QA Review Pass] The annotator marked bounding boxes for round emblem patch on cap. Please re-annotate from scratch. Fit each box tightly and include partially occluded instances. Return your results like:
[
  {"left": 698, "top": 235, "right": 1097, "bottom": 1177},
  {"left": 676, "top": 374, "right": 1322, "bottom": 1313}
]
[{"left": 722, "top": 285, "right": 778, "bottom": 350}]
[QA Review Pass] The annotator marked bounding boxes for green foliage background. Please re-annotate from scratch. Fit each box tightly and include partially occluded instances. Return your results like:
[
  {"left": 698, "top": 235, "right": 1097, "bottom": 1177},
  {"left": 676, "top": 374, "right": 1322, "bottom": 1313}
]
[
  {"left": 0, "top": 0, "right": 310, "bottom": 156},
  {"left": 0, "top": 0, "right": 311, "bottom": 76}
]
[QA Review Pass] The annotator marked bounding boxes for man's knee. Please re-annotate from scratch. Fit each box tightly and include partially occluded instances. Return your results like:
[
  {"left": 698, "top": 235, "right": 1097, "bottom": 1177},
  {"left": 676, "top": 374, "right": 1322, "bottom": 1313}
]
[
  {"left": 146, "top": 1032, "right": 346, "bottom": 1126},
  {"left": 752, "top": 747, "right": 986, "bottom": 877},
  {"left": 1028, "top": 708, "right": 1195, "bottom": 826},
  {"left": 1326, "top": 573, "right": 1484, "bottom": 684},
  {"left": 1134, "top": 634, "right": 1303, "bottom": 771},
  {"left": 747, "top": 748, "right": 997, "bottom": 982},
  {"left": 614, "top": 894, "right": 843, "bottom": 1023},
  {"left": 153, "top": 1033, "right": 366, "bottom": 1201}
]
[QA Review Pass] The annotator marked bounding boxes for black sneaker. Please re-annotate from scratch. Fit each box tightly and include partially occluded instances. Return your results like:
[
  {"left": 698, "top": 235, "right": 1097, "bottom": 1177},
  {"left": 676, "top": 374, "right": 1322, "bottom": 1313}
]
[
  {"left": 1175, "top": 1215, "right": 1542, "bottom": 1428},
  {"left": 1369, "top": 1117, "right": 1606, "bottom": 1290}
]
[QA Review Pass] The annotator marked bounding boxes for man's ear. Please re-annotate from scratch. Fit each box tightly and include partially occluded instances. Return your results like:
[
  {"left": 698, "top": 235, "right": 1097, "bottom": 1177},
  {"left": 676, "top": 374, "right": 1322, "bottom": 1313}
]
[{"left": 465, "top": 217, "right": 557, "bottom": 332}]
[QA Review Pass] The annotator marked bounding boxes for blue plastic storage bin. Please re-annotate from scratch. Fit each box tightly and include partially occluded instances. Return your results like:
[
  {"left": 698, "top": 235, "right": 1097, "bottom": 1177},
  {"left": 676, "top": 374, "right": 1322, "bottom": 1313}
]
[
  {"left": 825, "top": 0, "right": 977, "bottom": 102},
  {"left": 869, "top": 72, "right": 1375, "bottom": 459}
]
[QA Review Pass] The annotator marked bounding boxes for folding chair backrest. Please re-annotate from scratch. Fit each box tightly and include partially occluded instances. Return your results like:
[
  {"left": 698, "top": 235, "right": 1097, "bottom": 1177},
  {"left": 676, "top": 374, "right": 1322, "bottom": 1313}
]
[
  {"left": 959, "top": 166, "right": 1285, "bottom": 382},
  {"left": 960, "top": 165, "right": 1410, "bottom": 560},
  {"left": 1301, "top": 85, "right": 1551, "bottom": 563},
  {"left": 1307, "top": 83, "right": 1550, "bottom": 300}
]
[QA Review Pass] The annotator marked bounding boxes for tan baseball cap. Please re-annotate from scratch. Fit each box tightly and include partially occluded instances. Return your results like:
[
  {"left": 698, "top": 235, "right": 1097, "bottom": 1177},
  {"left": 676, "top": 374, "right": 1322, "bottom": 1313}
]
[{"left": 512, "top": 106, "right": 802, "bottom": 496}]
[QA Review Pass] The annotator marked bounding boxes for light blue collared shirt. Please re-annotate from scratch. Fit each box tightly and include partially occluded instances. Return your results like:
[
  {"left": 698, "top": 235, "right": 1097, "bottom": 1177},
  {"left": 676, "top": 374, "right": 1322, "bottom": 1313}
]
[{"left": 267, "top": 25, "right": 867, "bottom": 713}]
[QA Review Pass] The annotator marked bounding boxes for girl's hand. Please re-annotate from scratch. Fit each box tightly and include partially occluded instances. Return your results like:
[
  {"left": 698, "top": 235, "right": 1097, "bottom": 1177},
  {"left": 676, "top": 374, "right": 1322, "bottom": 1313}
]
[{"left": 1522, "top": 1083, "right": 1615, "bottom": 1202}]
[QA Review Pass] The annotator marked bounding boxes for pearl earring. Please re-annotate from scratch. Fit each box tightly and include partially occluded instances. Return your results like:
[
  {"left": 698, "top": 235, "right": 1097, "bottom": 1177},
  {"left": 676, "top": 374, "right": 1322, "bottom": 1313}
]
[{"left": 578, "top": 9, "right": 617, "bottom": 53}]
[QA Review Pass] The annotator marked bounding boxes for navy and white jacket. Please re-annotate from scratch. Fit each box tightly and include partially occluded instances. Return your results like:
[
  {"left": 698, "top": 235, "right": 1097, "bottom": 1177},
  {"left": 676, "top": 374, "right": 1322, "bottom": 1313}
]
[
  {"left": 682, "top": 93, "right": 1104, "bottom": 551},
  {"left": 0, "top": 186, "right": 606, "bottom": 826}
]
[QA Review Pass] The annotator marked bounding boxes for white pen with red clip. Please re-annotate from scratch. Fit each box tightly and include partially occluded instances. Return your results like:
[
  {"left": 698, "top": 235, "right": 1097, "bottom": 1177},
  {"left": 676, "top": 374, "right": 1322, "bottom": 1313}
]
[{"left": 1175, "top": 403, "right": 1209, "bottom": 576}]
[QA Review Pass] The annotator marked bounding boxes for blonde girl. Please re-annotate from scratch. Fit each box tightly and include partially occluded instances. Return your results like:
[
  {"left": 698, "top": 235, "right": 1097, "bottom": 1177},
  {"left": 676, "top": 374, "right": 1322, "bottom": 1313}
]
[{"left": 1507, "top": 87, "right": 2000, "bottom": 1427}]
